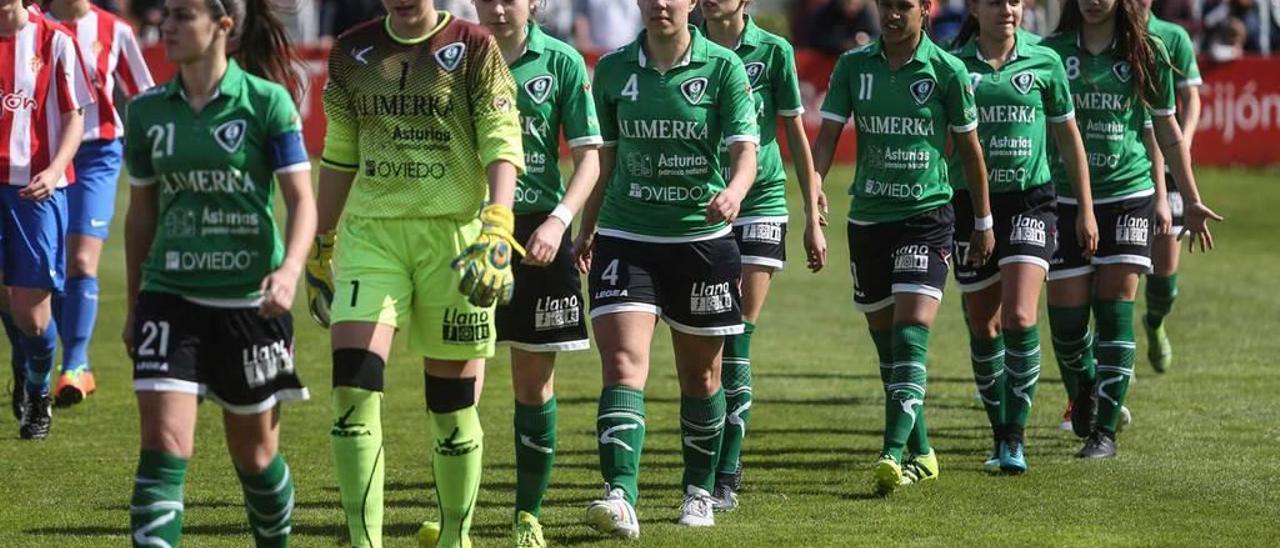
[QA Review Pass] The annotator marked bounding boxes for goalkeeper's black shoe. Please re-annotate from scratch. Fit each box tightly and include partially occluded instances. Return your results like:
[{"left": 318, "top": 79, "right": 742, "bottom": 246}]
[{"left": 1075, "top": 430, "right": 1116, "bottom": 459}]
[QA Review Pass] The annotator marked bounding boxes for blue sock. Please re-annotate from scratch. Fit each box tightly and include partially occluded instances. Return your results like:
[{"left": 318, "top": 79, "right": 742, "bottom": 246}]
[
  {"left": 60, "top": 276, "right": 98, "bottom": 372},
  {"left": 22, "top": 322, "right": 59, "bottom": 396},
  {"left": 1, "top": 312, "right": 26, "bottom": 375}
]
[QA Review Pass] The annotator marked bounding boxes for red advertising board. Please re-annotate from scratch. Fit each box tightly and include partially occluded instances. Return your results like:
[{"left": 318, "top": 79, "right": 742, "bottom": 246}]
[{"left": 141, "top": 45, "right": 1279, "bottom": 167}]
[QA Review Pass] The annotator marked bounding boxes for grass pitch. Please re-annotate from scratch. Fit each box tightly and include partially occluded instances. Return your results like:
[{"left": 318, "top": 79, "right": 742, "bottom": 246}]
[{"left": 2, "top": 167, "right": 1278, "bottom": 547}]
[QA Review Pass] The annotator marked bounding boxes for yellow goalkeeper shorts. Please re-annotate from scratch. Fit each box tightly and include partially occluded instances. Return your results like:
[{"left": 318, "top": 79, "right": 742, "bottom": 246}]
[{"left": 331, "top": 215, "right": 495, "bottom": 360}]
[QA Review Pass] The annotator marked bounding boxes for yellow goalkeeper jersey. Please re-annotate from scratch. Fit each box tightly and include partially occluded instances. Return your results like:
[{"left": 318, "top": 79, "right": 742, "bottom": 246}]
[{"left": 321, "top": 12, "right": 524, "bottom": 220}]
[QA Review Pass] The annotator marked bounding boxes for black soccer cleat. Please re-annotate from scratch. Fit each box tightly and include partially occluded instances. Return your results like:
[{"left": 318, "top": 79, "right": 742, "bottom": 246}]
[
  {"left": 1075, "top": 430, "right": 1116, "bottom": 459},
  {"left": 18, "top": 394, "right": 52, "bottom": 440},
  {"left": 1071, "top": 378, "right": 1097, "bottom": 439},
  {"left": 9, "top": 361, "right": 24, "bottom": 421}
]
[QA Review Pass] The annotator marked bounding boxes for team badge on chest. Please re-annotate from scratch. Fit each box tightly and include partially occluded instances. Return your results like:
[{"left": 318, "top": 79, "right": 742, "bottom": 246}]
[
  {"left": 680, "top": 77, "right": 709, "bottom": 105},
  {"left": 434, "top": 42, "right": 466, "bottom": 72},
  {"left": 1112, "top": 61, "right": 1132, "bottom": 83},
  {"left": 213, "top": 120, "right": 247, "bottom": 154},
  {"left": 744, "top": 62, "right": 766, "bottom": 89},
  {"left": 1011, "top": 71, "right": 1035, "bottom": 95},
  {"left": 909, "top": 78, "right": 935, "bottom": 105},
  {"left": 524, "top": 75, "right": 554, "bottom": 105}
]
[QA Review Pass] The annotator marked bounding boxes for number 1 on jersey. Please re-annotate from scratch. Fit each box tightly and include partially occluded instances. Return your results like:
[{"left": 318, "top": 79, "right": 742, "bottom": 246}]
[{"left": 859, "top": 73, "right": 874, "bottom": 101}]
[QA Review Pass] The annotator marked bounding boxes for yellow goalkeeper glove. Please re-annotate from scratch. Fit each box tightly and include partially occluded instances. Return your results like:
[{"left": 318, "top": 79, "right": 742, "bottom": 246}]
[
  {"left": 451, "top": 204, "right": 526, "bottom": 307},
  {"left": 305, "top": 230, "right": 337, "bottom": 327}
]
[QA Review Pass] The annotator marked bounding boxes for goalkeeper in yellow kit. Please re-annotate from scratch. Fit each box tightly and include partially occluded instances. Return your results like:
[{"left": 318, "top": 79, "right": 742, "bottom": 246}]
[{"left": 306, "top": 2, "right": 524, "bottom": 547}]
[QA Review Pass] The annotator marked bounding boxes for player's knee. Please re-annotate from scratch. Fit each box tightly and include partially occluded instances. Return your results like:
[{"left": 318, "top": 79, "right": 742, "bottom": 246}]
[
  {"left": 332, "top": 348, "right": 385, "bottom": 391},
  {"left": 513, "top": 378, "right": 553, "bottom": 407},
  {"left": 12, "top": 313, "right": 51, "bottom": 338},
  {"left": 424, "top": 375, "right": 477, "bottom": 413},
  {"left": 677, "top": 365, "right": 719, "bottom": 397},
  {"left": 67, "top": 250, "right": 99, "bottom": 278},
  {"left": 228, "top": 441, "right": 277, "bottom": 475},
  {"left": 1002, "top": 307, "right": 1038, "bottom": 331},
  {"left": 968, "top": 317, "right": 1001, "bottom": 340},
  {"left": 140, "top": 423, "right": 194, "bottom": 458}
]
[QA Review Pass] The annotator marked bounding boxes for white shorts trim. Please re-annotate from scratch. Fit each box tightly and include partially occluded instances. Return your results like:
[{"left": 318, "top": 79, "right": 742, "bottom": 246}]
[
  {"left": 853, "top": 295, "right": 894, "bottom": 313},
  {"left": 999, "top": 255, "right": 1051, "bottom": 272},
  {"left": 741, "top": 256, "right": 784, "bottom": 271},
  {"left": 183, "top": 295, "right": 264, "bottom": 308},
  {"left": 892, "top": 283, "right": 944, "bottom": 301},
  {"left": 1092, "top": 254, "right": 1153, "bottom": 271},
  {"left": 501, "top": 339, "right": 591, "bottom": 353},
  {"left": 134, "top": 380, "right": 310, "bottom": 415},
  {"left": 957, "top": 273, "right": 1002, "bottom": 293},
  {"left": 820, "top": 111, "right": 849, "bottom": 124},
  {"left": 733, "top": 215, "right": 789, "bottom": 226},
  {"left": 596, "top": 226, "right": 732, "bottom": 243},
  {"left": 661, "top": 314, "right": 743, "bottom": 336},
  {"left": 590, "top": 302, "right": 660, "bottom": 319},
  {"left": 1047, "top": 265, "right": 1095, "bottom": 281},
  {"left": 135, "top": 378, "right": 201, "bottom": 395}
]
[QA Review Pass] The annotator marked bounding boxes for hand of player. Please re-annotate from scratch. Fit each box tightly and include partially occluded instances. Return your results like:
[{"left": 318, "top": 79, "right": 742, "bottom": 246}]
[
  {"left": 1154, "top": 195, "right": 1173, "bottom": 237},
  {"left": 523, "top": 217, "right": 566, "bottom": 268},
  {"left": 452, "top": 204, "right": 526, "bottom": 307},
  {"left": 259, "top": 262, "right": 300, "bottom": 319},
  {"left": 19, "top": 170, "right": 59, "bottom": 201},
  {"left": 304, "top": 230, "right": 337, "bottom": 327},
  {"left": 122, "top": 309, "right": 136, "bottom": 358},
  {"left": 573, "top": 229, "right": 595, "bottom": 274},
  {"left": 1181, "top": 201, "right": 1224, "bottom": 253},
  {"left": 706, "top": 186, "right": 745, "bottom": 225},
  {"left": 1077, "top": 208, "right": 1099, "bottom": 260},
  {"left": 804, "top": 214, "right": 828, "bottom": 273},
  {"left": 815, "top": 183, "right": 830, "bottom": 226},
  {"left": 968, "top": 228, "right": 995, "bottom": 267}
]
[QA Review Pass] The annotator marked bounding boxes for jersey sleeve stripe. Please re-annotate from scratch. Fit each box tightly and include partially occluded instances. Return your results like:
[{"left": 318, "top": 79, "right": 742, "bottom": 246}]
[
  {"left": 567, "top": 135, "right": 604, "bottom": 148},
  {"left": 275, "top": 161, "right": 313, "bottom": 175},
  {"left": 1150, "top": 108, "right": 1176, "bottom": 117},
  {"left": 820, "top": 111, "right": 848, "bottom": 124},
  {"left": 1176, "top": 77, "right": 1202, "bottom": 88},
  {"left": 778, "top": 106, "right": 805, "bottom": 117},
  {"left": 950, "top": 120, "right": 978, "bottom": 133},
  {"left": 724, "top": 135, "right": 760, "bottom": 145},
  {"left": 600, "top": 140, "right": 618, "bottom": 148},
  {"left": 1047, "top": 110, "right": 1076, "bottom": 123},
  {"left": 129, "top": 176, "right": 156, "bottom": 187}
]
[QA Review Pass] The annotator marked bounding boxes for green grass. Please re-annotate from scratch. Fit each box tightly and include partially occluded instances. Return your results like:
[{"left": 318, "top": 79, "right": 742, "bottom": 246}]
[{"left": 3, "top": 167, "right": 1279, "bottom": 547}]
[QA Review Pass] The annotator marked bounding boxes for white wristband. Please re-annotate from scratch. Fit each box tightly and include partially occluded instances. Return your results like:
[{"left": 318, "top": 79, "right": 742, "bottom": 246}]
[
  {"left": 549, "top": 203, "right": 574, "bottom": 227},
  {"left": 974, "top": 215, "right": 994, "bottom": 231}
]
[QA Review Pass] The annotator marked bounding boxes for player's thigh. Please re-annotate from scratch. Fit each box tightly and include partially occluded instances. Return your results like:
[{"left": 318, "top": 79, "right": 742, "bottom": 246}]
[
  {"left": 999, "top": 262, "right": 1047, "bottom": 330},
  {"left": 1092, "top": 194, "right": 1155, "bottom": 279},
  {"left": 498, "top": 213, "right": 589, "bottom": 353},
  {"left": 734, "top": 219, "right": 786, "bottom": 322},
  {"left": 848, "top": 220, "right": 894, "bottom": 318},
  {"left": 658, "top": 236, "right": 743, "bottom": 337},
  {"left": 131, "top": 292, "right": 204, "bottom": 457},
  {"left": 1094, "top": 263, "right": 1144, "bottom": 301},
  {"left": 331, "top": 217, "right": 414, "bottom": 331},
  {"left": 0, "top": 187, "right": 67, "bottom": 293},
  {"left": 592, "top": 311, "right": 657, "bottom": 389},
  {"left": 587, "top": 235, "right": 661, "bottom": 388},
  {"left": 1152, "top": 234, "right": 1180, "bottom": 276},
  {"left": 1048, "top": 200, "right": 1094, "bottom": 293},
  {"left": 669, "top": 328, "right": 724, "bottom": 397},
  {"left": 66, "top": 234, "right": 105, "bottom": 276},
  {"left": 222, "top": 406, "right": 281, "bottom": 473},
  {"left": 410, "top": 218, "right": 497, "bottom": 361},
  {"left": 510, "top": 348, "right": 556, "bottom": 406},
  {"left": 887, "top": 205, "right": 954, "bottom": 325},
  {"left": 205, "top": 306, "right": 308, "bottom": 416},
  {"left": 962, "top": 282, "right": 1002, "bottom": 339},
  {"left": 137, "top": 390, "right": 199, "bottom": 458}
]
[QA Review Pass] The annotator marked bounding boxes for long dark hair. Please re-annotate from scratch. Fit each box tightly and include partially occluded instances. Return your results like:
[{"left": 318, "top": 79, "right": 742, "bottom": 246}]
[
  {"left": 1056, "top": 0, "right": 1160, "bottom": 106},
  {"left": 951, "top": 11, "right": 978, "bottom": 49},
  {"left": 210, "top": 0, "right": 302, "bottom": 101}
]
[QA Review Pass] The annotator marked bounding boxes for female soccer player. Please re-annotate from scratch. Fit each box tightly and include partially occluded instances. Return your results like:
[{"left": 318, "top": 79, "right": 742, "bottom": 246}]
[
  {"left": 946, "top": 0, "right": 1095, "bottom": 473},
  {"left": 474, "top": 0, "right": 601, "bottom": 545},
  {"left": 573, "top": 0, "right": 758, "bottom": 536},
  {"left": 307, "top": 1, "right": 524, "bottom": 546},
  {"left": 1042, "top": 0, "right": 1220, "bottom": 459},
  {"left": 0, "top": 0, "right": 91, "bottom": 439},
  {"left": 121, "top": 0, "right": 315, "bottom": 545},
  {"left": 814, "top": 0, "right": 993, "bottom": 494},
  {"left": 41, "top": 0, "right": 154, "bottom": 406},
  {"left": 700, "top": 0, "right": 828, "bottom": 509}
]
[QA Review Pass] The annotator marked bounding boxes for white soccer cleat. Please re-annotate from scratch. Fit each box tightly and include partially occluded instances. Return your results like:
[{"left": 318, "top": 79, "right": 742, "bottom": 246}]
[
  {"left": 677, "top": 486, "right": 716, "bottom": 527},
  {"left": 585, "top": 485, "right": 640, "bottom": 539}
]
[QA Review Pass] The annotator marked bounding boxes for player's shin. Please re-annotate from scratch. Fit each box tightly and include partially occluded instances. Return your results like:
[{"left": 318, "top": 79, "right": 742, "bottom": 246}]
[
  {"left": 717, "top": 321, "right": 754, "bottom": 478},
  {"left": 1093, "top": 300, "right": 1136, "bottom": 433},
  {"left": 330, "top": 350, "right": 386, "bottom": 548},
  {"left": 969, "top": 334, "right": 1007, "bottom": 438},
  {"left": 884, "top": 324, "right": 930, "bottom": 461},
  {"left": 21, "top": 321, "right": 58, "bottom": 397},
  {"left": 1002, "top": 326, "right": 1042, "bottom": 430},
  {"left": 1047, "top": 304, "right": 1096, "bottom": 400},
  {"left": 514, "top": 397, "right": 557, "bottom": 518},
  {"left": 682, "top": 389, "right": 727, "bottom": 494},
  {"left": 130, "top": 450, "right": 187, "bottom": 548},
  {"left": 426, "top": 374, "right": 483, "bottom": 548},
  {"left": 60, "top": 276, "right": 100, "bottom": 372},
  {"left": 238, "top": 454, "right": 295, "bottom": 547},
  {"left": 1144, "top": 274, "right": 1178, "bottom": 329},
  {"left": 597, "top": 386, "right": 646, "bottom": 506}
]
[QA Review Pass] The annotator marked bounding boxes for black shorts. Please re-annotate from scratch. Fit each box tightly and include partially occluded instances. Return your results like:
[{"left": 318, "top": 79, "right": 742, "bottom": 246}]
[
  {"left": 588, "top": 234, "right": 742, "bottom": 336},
  {"left": 953, "top": 185, "right": 1057, "bottom": 293},
  {"left": 847, "top": 205, "right": 954, "bottom": 312},
  {"left": 496, "top": 213, "right": 589, "bottom": 352},
  {"left": 1050, "top": 192, "right": 1155, "bottom": 281},
  {"left": 131, "top": 291, "right": 308, "bottom": 415},
  {"left": 1165, "top": 174, "right": 1184, "bottom": 233},
  {"left": 733, "top": 216, "right": 787, "bottom": 271}
]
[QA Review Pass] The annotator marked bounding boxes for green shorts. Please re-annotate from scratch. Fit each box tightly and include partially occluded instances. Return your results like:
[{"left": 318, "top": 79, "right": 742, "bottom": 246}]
[{"left": 331, "top": 215, "right": 495, "bottom": 360}]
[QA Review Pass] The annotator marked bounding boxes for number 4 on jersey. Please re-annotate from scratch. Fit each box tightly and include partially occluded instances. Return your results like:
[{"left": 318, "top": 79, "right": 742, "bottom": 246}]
[{"left": 622, "top": 74, "right": 639, "bottom": 102}]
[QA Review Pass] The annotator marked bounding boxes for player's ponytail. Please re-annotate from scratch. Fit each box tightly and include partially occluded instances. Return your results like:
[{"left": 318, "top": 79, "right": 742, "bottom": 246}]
[
  {"left": 209, "top": 0, "right": 303, "bottom": 101},
  {"left": 1056, "top": 0, "right": 1160, "bottom": 107},
  {"left": 950, "top": 12, "right": 979, "bottom": 50}
]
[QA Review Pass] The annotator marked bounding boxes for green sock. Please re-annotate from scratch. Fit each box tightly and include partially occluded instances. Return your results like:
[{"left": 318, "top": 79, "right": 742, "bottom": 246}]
[
  {"left": 681, "top": 388, "right": 727, "bottom": 493},
  {"left": 1003, "top": 326, "right": 1042, "bottom": 429},
  {"left": 869, "top": 328, "right": 893, "bottom": 386},
  {"left": 131, "top": 450, "right": 187, "bottom": 548},
  {"left": 1048, "top": 304, "right": 1096, "bottom": 401},
  {"left": 969, "top": 334, "right": 1006, "bottom": 431},
  {"left": 238, "top": 454, "right": 294, "bottom": 547},
  {"left": 330, "top": 387, "right": 384, "bottom": 548},
  {"left": 717, "top": 320, "right": 754, "bottom": 476},
  {"left": 1094, "top": 300, "right": 1136, "bottom": 433},
  {"left": 1144, "top": 274, "right": 1178, "bottom": 329},
  {"left": 597, "top": 386, "right": 646, "bottom": 505},
  {"left": 514, "top": 398, "right": 557, "bottom": 517},
  {"left": 431, "top": 406, "right": 483, "bottom": 548},
  {"left": 884, "top": 324, "right": 930, "bottom": 461}
]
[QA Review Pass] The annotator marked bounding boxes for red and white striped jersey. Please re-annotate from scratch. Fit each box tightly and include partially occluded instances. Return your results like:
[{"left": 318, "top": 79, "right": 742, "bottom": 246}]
[
  {"left": 46, "top": 5, "right": 153, "bottom": 141},
  {"left": 0, "top": 11, "right": 95, "bottom": 187}
]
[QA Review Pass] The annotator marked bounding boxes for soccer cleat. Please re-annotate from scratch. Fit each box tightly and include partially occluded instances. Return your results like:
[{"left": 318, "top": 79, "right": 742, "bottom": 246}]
[
  {"left": 999, "top": 434, "right": 1028, "bottom": 474},
  {"left": 18, "top": 393, "right": 52, "bottom": 440},
  {"left": 901, "top": 450, "right": 939, "bottom": 485},
  {"left": 513, "top": 511, "right": 546, "bottom": 548},
  {"left": 9, "top": 369, "right": 25, "bottom": 421},
  {"left": 1075, "top": 430, "right": 1117, "bottom": 459},
  {"left": 874, "top": 455, "right": 904, "bottom": 495},
  {"left": 1145, "top": 319, "right": 1172, "bottom": 373},
  {"left": 711, "top": 478, "right": 738, "bottom": 512},
  {"left": 1058, "top": 401, "right": 1073, "bottom": 432},
  {"left": 1117, "top": 405, "right": 1132, "bottom": 432},
  {"left": 1071, "top": 379, "right": 1097, "bottom": 439},
  {"left": 677, "top": 486, "right": 716, "bottom": 527},
  {"left": 53, "top": 368, "right": 96, "bottom": 407},
  {"left": 984, "top": 439, "right": 1003, "bottom": 473},
  {"left": 415, "top": 520, "right": 472, "bottom": 548},
  {"left": 585, "top": 486, "right": 640, "bottom": 539}
]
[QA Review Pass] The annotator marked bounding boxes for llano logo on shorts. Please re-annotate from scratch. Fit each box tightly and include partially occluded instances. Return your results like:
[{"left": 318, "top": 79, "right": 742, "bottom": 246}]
[
  {"left": 689, "top": 281, "right": 733, "bottom": 315},
  {"left": 680, "top": 77, "right": 709, "bottom": 105},
  {"left": 1011, "top": 71, "right": 1035, "bottom": 95},
  {"left": 1112, "top": 61, "right": 1132, "bottom": 83},
  {"left": 1115, "top": 214, "right": 1149, "bottom": 246},
  {"left": 741, "top": 222, "right": 783, "bottom": 244},
  {"left": 524, "top": 74, "right": 555, "bottom": 105},
  {"left": 1009, "top": 214, "right": 1047, "bottom": 247},
  {"left": 213, "top": 120, "right": 247, "bottom": 153},
  {"left": 744, "top": 62, "right": 766, "bottom": 89},
  {"left": 535, "top": 296, "right": 581, "bottom": 331},
  {"left": 442, "top": 308, "right": 491, "bottom": 344},
  {"left": 909, "top": 78, "right": 936, "bottom": 105},
  {"left": 434, "top": 42, "right": 466, "bottom": 72},
  {"left": 893, "top": 244, "right": 930, "bottom": 273}
]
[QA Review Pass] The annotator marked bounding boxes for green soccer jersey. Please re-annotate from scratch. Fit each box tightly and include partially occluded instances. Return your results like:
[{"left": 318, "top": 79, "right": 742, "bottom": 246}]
[
  {"left": 703, "top": 15, "right": 805, "bottom": 219},
  {"left": 321, "top": 13, "right": 524, "bottom": 221},
  {"left": 510, "top": 23, "right": 602, "bottom": 214},
  {"left": 949, "top": 36, "right": 1074, "bottom": 193},
  {"left": 1043, "top": 33, "right": 1175, "bottom": 201},
  {"left": 821, "top": 36, "right": 978, "bottom": 224},
  {"left": 593, "top": 27, "right": 760, "bottom": 241},
  {"left": 1147, "top": 16, "right": 1202, "bottom": 91},
  {"left": 125, "top": 60, "right": 310, "bottom": 301}
]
